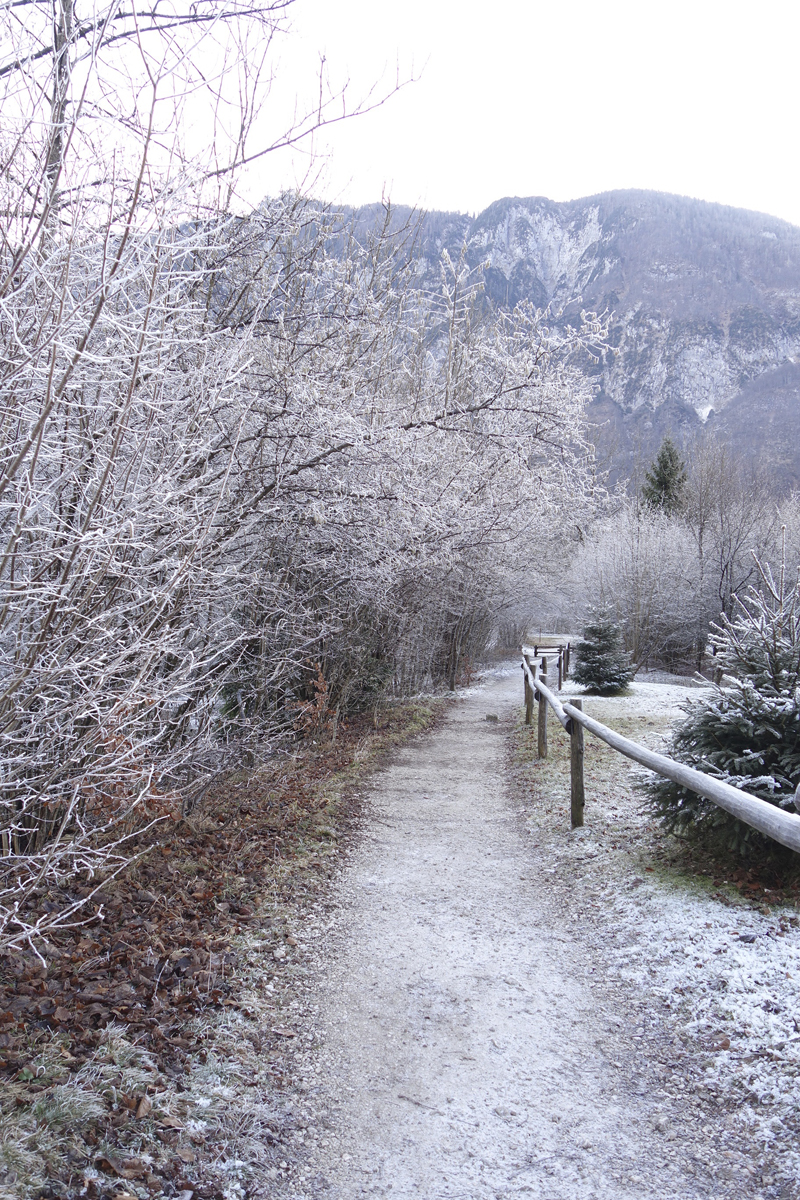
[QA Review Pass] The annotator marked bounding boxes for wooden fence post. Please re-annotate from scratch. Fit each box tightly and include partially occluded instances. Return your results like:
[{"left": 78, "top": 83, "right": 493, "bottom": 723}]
[
  {"left": 537, "top": 656, "right": 548, "bottom": 759},
  {"left": 557, "top": 647, "right": 563, "bottom": 690},
  {"left": 523, "top": 659, "right": 533, "bottom": 725},
  {"left": 570, "top": 698, "right": 585, "bottom": 828}
]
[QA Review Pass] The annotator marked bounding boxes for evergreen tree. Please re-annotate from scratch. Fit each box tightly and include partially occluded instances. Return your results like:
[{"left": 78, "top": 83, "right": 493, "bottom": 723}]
[
  {"left": 573, "top": 613, "right": 634, "bottom": 695},
  {"left": 642, "top": 434, "right": 688, "bottom": 514},
  {"left": 644, "top": 553, "right": 800, "bottom": 857}
]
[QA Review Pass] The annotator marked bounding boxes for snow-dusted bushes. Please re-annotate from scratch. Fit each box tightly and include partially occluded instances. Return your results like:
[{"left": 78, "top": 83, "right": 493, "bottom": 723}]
[
  {"left": 569, "top": 502, "right": 700, "bottom": 669},
  {"left": 568, "top": 438, "right": 783, "bottom": 673},
  {"left": 0, "top": 6, "right": 601, "bottom": 947}
]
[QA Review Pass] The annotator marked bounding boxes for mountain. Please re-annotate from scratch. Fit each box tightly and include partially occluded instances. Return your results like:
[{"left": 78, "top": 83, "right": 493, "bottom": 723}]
[{"left": 360, "top": 190, "right": 800, "bottom": 485}]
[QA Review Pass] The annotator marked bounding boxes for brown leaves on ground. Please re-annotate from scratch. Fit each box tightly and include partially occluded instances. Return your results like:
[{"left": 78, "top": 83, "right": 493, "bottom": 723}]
[
  {"left": 0, "top": 701, "right": 443, "bottom": 1200},
  {"left": 658, "top": 840, "right": 800, "bottom": 908}
]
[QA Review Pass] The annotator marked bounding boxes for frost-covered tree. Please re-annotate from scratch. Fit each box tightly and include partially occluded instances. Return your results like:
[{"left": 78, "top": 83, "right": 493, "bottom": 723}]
[
  {"left": 568, "top": 501, "right": 700, "bottom": 669},
  {"left": 644, "top": 549, "right": 800, "bottom": 857},
  {"left": 572, "top": 613, "right": 633, "bottom": 694},
  {"left": 683, "top": 438, "right": 779, "bottom": 623},
  {"left": 567, "top": 434, "right": 783, "bottom": 676},
  {"left": 0, "top": 2, "right": 604, "bottom": 949},
  {"left": 642, "top": 434, "right": 688, "bottom": 514}
]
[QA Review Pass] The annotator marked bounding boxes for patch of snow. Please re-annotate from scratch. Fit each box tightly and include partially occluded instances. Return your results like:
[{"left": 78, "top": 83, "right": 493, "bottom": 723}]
[
  {"left": 532, "top": 679, "right": 800, "bottom": 1185},
  {"left": 604, "top": 875, "right": 800, "bottom": 1170},
  {"left": 567, "top": 679, "right": 707, "bottom": 718}
]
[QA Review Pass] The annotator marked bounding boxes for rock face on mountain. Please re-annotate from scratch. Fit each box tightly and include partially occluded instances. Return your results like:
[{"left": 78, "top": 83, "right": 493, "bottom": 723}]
[{"left": 367, "top": 190, "right": 800, "bottom": 483}]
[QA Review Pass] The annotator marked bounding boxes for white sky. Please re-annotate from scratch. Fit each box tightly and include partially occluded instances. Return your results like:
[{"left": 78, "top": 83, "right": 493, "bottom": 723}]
[{"left": 248, "top": 0, "right": 800, "bottom": 226}]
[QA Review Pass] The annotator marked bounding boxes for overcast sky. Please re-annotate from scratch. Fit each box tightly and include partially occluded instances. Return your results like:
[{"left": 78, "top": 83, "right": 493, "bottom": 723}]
[{"left": 251, "top": 0, "right": 800, "bottom": 226}]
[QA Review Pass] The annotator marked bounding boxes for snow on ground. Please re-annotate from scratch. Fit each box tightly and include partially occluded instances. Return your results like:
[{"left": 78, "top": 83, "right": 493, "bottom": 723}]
[
  {"left": 595, "top": 677, "right": 709, "bottom": 716},
  {"left": 234, "top": 665, "right": 800, "bottom": 1200},
  {"left": 606, "top": 872, "right": 800, "bottom": 1143},
  {"left": 514, "top": 672, "right": 800, "bottom": 1197}
]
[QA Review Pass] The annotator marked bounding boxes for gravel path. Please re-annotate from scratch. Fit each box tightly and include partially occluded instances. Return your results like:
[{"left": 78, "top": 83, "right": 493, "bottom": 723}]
[{"left": 277, "top": 669, "right": 764, "bottom": 1199}]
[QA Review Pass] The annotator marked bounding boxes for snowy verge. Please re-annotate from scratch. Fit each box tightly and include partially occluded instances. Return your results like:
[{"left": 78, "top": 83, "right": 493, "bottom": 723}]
[{"left": 513, "top": 679, "right": 800, "bottom": 1198}]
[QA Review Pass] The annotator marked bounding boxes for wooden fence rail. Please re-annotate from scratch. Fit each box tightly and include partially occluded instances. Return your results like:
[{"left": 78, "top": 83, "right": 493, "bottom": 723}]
[{"left": 521, "top": 646, "right": 800, "bottom": 854}]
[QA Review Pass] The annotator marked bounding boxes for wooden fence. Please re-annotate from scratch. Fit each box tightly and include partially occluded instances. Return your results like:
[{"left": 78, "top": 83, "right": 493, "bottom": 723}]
[{"left": 521, "top": 645, "right": 800, "bottom": 855}]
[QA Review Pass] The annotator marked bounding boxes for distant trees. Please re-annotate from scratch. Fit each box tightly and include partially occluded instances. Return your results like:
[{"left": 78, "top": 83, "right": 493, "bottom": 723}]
[
  {"left": 569, "top": 435, "right": 784, "bottom": 673},
  {"left": 683, "top": 440, "right": 778, "bottom": 622},
  {"left": 569, "top": 501, "right": 699, "bottom": 669}
]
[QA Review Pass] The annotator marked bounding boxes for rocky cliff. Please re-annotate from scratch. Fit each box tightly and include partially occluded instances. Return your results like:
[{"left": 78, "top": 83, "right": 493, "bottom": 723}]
[{"left": 362, "top": 190, "right": 800, "bottom": 484}]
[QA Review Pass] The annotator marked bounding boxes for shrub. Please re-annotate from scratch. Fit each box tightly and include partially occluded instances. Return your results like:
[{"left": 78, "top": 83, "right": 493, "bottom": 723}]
[
  {"left": 572, "top": 613, "right": 634, "bottom": 695},
  {"left": 644, "top": 555, "right": 800, "bottom": 856}
]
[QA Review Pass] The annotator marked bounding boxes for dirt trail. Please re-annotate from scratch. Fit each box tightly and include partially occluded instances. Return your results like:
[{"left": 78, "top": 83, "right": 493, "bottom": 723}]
[{"left": 283, "top": 670, "right": 734, "bottom": 1199}]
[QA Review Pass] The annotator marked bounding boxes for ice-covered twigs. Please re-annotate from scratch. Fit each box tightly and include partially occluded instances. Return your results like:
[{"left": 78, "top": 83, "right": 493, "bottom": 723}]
[{"left": 0, "top": 0, "right": 606, "bottom": 952}]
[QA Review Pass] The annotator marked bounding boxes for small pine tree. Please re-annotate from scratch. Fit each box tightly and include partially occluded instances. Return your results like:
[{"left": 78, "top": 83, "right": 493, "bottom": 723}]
[
  {"left": 644, "top": 551, "right": 800, "bottom": 857},
  {"left": 573, "top": 613, "right": 634, "bottom": 695},
  {"left": 642, "top": 434, "right": 688, "bottom": 514}
]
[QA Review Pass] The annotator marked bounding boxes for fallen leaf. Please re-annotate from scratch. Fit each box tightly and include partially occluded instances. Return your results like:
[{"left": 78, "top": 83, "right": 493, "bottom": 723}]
[
  {"left": 96, "top": 1154, "right": 146, "bottom": 1179},
  {"left": 271, "top": 1026, "right": 297, "bottom": 1038},
  {"left": 136, "top": 1095, "right": 152, "bottom": 1119},
  {"left": 177, "top": 1149, "right": 195, "bottom": 1164},
  {"left": 119, "top": 1160, "right": 147, "bottom": 1180},
  {"left": 160, "top": 1115, "right": 184, "bottom": 1129}
]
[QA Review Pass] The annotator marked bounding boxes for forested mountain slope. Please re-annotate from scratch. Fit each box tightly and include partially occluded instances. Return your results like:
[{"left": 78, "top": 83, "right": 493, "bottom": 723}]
[{"left": 357, "top": 190, "right": 800, "bottom": 482}]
